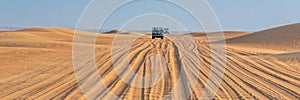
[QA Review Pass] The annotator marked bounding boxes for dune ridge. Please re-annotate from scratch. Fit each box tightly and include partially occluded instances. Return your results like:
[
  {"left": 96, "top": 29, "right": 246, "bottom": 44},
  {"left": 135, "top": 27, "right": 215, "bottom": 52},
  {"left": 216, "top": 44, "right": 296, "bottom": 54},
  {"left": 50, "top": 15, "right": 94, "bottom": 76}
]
[{"left": 225, "top": 23, "right": 300, "bottom": 52}]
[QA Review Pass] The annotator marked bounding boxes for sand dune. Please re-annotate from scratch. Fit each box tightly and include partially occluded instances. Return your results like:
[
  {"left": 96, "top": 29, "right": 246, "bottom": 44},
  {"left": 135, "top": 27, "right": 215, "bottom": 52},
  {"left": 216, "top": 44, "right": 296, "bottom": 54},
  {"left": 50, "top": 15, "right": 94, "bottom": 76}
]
[
  {"left": 191, "top": 31, "right": 251, "bottom": 39},
  {"left": 0, "top": 28, "right": 299, "bottom": 99},
  {"left": 104, "top": 30, "right": 128, "bottom": 34},
  {"left": 225, "top": 23, "right": 300, "bottom": 52}
]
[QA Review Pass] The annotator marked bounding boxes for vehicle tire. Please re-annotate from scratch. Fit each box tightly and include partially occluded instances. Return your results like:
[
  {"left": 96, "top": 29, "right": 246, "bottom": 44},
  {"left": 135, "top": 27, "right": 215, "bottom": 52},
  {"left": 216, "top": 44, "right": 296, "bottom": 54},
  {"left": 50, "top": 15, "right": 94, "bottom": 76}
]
[
  {"left": 152, "top": 36, "right": 155, "bottom": 39},
  {"left": 161, "top": 36, "right": 164, "bottom": 39}
]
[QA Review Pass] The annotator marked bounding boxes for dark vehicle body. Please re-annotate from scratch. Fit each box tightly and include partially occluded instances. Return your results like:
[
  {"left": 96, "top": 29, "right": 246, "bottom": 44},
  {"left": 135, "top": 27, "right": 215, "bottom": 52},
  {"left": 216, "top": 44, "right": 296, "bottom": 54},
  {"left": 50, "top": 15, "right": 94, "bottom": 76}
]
[{"left": 152, "top": 27, "right": 169, "bottom": 39}]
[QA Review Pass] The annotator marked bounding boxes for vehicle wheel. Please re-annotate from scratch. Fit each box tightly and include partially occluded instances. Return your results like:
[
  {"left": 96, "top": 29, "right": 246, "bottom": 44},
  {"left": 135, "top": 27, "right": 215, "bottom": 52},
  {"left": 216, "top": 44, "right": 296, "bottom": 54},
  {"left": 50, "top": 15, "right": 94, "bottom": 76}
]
[
  {"left": 152, "top": 36, "right": 155, "bottom": 39},
  {"left": 161, "top": 36, "right": 164, "bottom": 39}
]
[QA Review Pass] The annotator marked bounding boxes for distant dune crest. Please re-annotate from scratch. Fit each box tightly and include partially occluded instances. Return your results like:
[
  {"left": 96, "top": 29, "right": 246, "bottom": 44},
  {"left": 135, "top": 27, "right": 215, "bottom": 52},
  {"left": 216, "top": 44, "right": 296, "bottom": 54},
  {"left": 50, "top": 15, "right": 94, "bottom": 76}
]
[{"left": 104, "top": 30, "right": 127, "bottom": 34}]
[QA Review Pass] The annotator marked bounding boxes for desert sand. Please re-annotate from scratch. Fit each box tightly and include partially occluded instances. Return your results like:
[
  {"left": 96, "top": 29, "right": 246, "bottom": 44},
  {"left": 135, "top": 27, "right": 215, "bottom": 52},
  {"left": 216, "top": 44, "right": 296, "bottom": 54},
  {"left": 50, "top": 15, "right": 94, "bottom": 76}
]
[{"left": 0, "top": 24, "right": 299, "bottom": 99}]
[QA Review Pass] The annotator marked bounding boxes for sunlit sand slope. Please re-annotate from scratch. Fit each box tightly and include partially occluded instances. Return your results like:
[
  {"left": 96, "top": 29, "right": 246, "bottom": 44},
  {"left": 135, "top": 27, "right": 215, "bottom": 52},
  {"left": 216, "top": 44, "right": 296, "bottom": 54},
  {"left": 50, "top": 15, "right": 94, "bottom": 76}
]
[{"left": 226, "top": 23, "right": 300, "bottom": 52}]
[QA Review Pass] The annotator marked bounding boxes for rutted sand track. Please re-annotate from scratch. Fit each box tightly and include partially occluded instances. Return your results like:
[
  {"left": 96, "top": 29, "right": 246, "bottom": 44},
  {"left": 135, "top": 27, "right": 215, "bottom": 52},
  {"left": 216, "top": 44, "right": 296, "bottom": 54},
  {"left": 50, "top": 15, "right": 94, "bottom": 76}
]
[{"left": 0, "top": 30, "right": 299, "bottom": 99}]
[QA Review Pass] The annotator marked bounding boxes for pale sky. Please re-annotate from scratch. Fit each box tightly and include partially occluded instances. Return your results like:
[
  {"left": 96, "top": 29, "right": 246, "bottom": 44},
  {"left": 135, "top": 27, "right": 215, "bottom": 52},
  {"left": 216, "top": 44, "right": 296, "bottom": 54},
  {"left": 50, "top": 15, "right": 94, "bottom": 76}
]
[{"left": 1, "top": 0, "right": 300, "bottom": 31}]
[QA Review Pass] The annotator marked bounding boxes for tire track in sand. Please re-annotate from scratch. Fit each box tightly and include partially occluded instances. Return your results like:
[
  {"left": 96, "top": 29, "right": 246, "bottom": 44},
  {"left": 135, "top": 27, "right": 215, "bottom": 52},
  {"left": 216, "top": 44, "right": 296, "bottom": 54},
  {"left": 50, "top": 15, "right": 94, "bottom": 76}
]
[{"left": 0, "top": 35, "right": 299, "bottom": 99}]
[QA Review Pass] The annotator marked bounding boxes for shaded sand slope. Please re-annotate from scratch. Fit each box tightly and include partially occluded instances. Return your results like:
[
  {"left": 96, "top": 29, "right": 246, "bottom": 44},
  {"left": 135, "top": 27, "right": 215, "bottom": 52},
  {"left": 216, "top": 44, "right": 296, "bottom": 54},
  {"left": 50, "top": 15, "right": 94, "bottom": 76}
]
[
  {"left": 0, "top": 28, "right": 299, "bottom": 99},
  {"left": 225, "top": 23, "right": 300, "bottom": 52}
]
